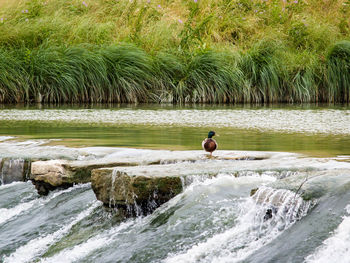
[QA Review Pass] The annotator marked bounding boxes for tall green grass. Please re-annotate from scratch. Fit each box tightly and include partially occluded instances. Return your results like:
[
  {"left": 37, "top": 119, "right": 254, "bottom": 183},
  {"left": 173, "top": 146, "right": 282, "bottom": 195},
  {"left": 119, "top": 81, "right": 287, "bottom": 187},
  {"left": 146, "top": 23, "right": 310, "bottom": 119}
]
[
  {"left": 0, "top": 41, "right": 350, "bottom": 104},
  {"left": 174, "top": 51, "right": 244, "bottom": 103},
  {"left": 0, "top": 0, "right": 349, "bottom": 104},
  {"left": 99, "top": 45, "right": 153, "bottom": 103},
  {"left": 239, "top": 41, "right": 281, "bottom": 103},
  {"left": 327, "top": 41, "right": 350, "bottom": 103},
  {"left": 0, "top": 48, "right": 28, "bottom": 103},
  {"left": 280, "top": 51, "right": 323, "bottom": 103}
]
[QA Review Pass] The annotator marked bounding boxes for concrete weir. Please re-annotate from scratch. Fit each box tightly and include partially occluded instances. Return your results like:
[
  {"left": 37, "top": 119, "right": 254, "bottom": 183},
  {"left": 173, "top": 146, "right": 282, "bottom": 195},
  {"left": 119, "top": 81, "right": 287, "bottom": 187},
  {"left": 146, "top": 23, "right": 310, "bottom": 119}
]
[
  {"left": 88, "top": 151, "right": 293, "bottom": 215},
  {"left": 30, "top": 150, "right": 274, "bottom": 195},
  {"left": 30, "top": 149, "right": 350, "bottom": 215}
]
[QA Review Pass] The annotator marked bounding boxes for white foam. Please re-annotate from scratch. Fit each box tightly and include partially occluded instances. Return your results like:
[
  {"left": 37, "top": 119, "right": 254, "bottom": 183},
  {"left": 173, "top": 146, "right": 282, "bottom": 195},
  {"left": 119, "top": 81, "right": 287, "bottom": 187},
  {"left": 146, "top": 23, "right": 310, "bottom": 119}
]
[
  {"left": 0, "top": 184, "right": 90, "bottom": 226},
  {"left": 0, "top": 136, "right": 14, "bottom": 142},
  {"left": 0, "top": 181, "right": 26, "bottom": 190},
  {"left": 0, "top": 139, "right": 94, "bottom": 160},
  {"left": 0, "top": 200, "right": 36, "bottom": 225},
  {"left": 39, "top": 220, "right": 135, "bottom": 263},
  {"left": 164, "top": 187, "right": 311, "bottom": 263},
  {"left": 38, "top": 177, "right": 252, "bottom": 263},
  {"left": 304, "top": 205, "right": 350, "bottom": 263},
  {"left": 3, "top": 201, "right": 100, "bottom": 263}
]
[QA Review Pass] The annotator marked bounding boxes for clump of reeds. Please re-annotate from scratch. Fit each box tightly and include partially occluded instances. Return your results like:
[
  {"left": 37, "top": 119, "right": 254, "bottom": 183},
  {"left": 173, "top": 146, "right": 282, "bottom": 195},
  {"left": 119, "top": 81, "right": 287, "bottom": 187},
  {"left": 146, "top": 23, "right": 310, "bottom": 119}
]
[
  {"left": 4, "top": 44, "right": 158, "bottom": 103},
  {"left": 0, "top": 48, "right": 28, "bottom": 103},
  {"left": 99, "top": 44, "right": 154, "bottom": 103},
  {"left": 326, "top": 40, "right": 350, "bottom": 103},
  {"left": 279, "top": 51, "right": 324, "bottom": 103},
  {"left": 0, "top": 40, "right": 350, "bottom": 104},
  {"left": 238, "top": 40, "right": 281, "bottom": 103},
  {"left": 172, "top": 50, "right": 244, "bottom": 103}
]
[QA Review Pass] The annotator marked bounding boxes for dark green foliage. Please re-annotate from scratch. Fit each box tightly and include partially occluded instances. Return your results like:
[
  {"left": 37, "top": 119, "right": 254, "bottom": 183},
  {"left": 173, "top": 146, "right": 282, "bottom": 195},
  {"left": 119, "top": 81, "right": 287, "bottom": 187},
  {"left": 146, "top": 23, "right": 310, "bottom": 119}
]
[
  {"left": 176, "top": 51, "right": 244, "bottom": 103},
  {"left": 0, "top": 41, "right": 349, "bottom": 104},
  {"left": 326, "top": 41, "right": 350, "bottom": 102},
  {"left": 99, "top": 44, "right": 153, "bottom": 103},
  {"left": 0, "top": 49, "right": 28, "bottom": 103},
  {"left": 151, "top": 52, "right": 186, "bottom": 102},
  {"left": 239, "top": 41, "right": 281, "bottom": 103},
  {"left": 286, "top": 65, "right": 320, "bottom": 103}
]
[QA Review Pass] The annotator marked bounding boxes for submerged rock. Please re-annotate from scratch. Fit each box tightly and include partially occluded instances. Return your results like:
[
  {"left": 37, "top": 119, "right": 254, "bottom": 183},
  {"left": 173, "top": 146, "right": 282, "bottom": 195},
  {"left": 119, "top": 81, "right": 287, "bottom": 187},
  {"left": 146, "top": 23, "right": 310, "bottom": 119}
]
[
  {"left": 91, "top": 168, "right": 183, "bottom": 216},
  {"left": 251, "top": 169, "right": 350, "bottom": 202},
  {"left": 0, "top": 158, "right": 30, "bottom": 185},
  {"left": 252, "top": 186, "right": 313, "bottom": 223},
  {"left": 268, "top": 169, "right": 350, "bottom": 201}
]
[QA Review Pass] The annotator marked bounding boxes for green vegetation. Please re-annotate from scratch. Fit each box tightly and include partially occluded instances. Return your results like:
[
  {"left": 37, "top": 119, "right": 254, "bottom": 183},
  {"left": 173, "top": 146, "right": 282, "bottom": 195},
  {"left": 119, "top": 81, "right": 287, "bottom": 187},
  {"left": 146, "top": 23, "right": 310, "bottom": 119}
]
[{"left": 0, "top": 0, "right": 350, "bottom": 103}]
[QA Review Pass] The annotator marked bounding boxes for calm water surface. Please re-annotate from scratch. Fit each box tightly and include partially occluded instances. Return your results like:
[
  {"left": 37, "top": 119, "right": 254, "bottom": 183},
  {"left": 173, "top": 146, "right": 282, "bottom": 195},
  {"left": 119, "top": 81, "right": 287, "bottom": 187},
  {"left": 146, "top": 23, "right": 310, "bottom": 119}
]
[{"left": 0, "top": 104, "right": 349, "bottom": 157}]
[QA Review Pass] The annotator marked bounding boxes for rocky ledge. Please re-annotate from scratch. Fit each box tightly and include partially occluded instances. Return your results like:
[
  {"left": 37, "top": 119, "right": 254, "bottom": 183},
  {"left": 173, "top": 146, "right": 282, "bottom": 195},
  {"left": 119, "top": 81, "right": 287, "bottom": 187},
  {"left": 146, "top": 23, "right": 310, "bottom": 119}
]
[
  {"left": 91, "top": 168, "right": 183, "bottom": 216},
  {"left": 30, "top": 159, "right": 141, "bottom": 195},
  {"left": 29, "top": 150, "right": 274, "bottom": 195}
]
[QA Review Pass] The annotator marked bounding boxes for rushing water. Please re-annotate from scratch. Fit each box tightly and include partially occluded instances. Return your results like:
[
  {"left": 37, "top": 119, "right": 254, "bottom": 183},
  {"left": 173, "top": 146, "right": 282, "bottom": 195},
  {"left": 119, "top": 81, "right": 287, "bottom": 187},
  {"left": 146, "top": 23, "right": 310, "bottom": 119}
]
[{"left": 0, "top": 104, "right": 350, "bottom": 263}]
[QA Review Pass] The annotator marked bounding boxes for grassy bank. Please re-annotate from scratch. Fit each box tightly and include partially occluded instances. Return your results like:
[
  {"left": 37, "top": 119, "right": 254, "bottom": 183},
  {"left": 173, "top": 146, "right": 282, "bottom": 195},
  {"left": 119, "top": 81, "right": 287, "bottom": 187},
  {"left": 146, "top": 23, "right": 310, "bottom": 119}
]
[{"left": 0, "top": 0, "right": 350, "bottom": 103}]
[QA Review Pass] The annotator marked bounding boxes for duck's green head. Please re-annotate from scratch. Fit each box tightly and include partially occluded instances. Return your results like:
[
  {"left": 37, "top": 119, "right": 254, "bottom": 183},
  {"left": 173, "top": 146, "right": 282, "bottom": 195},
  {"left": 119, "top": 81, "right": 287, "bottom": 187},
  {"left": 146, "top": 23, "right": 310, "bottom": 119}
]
[{"left": 208, "top": 131, "right": 216, "bottom": 138}]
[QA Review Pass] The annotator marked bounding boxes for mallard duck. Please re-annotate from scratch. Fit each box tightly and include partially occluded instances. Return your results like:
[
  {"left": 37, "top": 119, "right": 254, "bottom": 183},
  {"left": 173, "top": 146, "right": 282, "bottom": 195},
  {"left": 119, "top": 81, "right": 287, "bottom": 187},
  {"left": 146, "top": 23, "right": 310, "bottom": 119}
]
[{"left": 202, "top": 131, "right": 218, "bottom": 156}]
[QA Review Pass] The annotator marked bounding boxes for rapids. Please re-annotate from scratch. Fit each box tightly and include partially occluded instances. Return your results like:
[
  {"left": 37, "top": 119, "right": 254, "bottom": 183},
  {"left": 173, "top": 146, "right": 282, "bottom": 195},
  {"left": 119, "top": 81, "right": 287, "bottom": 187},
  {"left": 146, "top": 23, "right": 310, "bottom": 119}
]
[
  {"left": 0, "top": 144, "right": 350, "bottom": 262},
  {"left": 0, "top": 105, "right": 350, "bottom": 262}
]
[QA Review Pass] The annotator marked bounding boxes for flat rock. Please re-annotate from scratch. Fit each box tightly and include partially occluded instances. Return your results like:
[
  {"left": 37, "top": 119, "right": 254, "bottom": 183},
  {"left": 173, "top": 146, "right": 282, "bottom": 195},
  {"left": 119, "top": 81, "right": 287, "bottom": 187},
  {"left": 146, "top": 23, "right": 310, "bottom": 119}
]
[{"left": 91, "top": 168, "right": 183, "bottom": 216}]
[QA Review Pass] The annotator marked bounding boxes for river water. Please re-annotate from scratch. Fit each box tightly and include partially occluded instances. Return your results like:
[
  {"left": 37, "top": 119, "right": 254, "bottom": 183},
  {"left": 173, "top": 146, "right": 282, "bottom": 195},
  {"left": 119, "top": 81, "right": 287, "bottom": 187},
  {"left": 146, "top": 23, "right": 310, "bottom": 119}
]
[{"left": 0, "top": 104, "right": 350, "bottom": 263}]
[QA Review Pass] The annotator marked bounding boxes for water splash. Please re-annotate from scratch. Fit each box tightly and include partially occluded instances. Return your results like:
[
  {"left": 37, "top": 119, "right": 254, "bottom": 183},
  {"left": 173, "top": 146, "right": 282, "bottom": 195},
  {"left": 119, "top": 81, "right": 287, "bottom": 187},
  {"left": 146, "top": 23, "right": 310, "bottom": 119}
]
[
  {"left": 39, "top": 220, "right": 136, "bottom": 263},
  {"left": 0, "top": 184, "right": 90, "bottom": 226},
  {"left": 3, "top": 201, "right": 100, "bottom": 263},
  {"left": 164, "top": 187, "right": 313, "bottom": 263},
  {"left": 0, "top": 181, "right": 25, "bottom": 190},
  {"left": 0, "top": 199, "right": 36, "bottom": 225},
  {"left": 0, "top": 158, "right": 28, "bottom": 185},
  {"left": 108, "top": 168, "right": 118, "bottom": 207},
  {"left": 305, "top": 205, "right": 350, "bottom": 263}
]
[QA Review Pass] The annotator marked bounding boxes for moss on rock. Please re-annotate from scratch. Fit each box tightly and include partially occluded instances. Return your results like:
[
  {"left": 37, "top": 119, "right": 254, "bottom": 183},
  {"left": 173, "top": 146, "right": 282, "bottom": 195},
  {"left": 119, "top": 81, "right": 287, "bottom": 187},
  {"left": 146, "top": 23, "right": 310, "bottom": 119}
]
[{"left": 91, "top": 168, "right": 183, "bottom": 216}]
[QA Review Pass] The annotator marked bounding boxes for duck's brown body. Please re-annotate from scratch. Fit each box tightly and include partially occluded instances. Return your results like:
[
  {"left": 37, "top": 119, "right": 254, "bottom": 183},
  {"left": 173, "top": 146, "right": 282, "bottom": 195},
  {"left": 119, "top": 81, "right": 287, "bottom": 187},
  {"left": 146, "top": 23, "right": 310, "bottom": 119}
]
[{"left": 202, "top": 138, "right": 218, "bottom": 154}]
